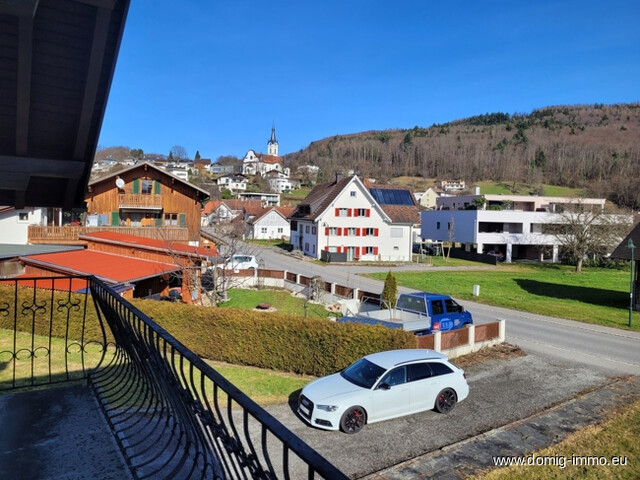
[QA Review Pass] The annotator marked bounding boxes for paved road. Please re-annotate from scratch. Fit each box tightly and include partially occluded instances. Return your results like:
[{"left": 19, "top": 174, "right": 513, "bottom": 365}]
[{"left": 256, "top": 248, "right": 640, "bottom": 376}]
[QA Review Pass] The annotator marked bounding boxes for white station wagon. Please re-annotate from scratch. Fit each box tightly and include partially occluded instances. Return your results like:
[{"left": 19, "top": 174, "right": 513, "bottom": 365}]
[{"left": 298, "top": 349, "right": 469, "bottom": 434}]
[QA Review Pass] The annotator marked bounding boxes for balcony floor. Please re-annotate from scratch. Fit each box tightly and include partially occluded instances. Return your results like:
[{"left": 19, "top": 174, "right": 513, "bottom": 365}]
[{"left": 0, "top": 383, "right": 132, "bottom": 480}]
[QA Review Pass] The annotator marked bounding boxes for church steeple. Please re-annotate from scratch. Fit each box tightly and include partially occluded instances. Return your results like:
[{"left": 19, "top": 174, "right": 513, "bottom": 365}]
[{"left": 267, "top": 123, "right": 278, "bottom": 156}]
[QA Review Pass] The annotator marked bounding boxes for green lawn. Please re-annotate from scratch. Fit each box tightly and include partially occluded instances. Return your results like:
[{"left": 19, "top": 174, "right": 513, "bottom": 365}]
[
  {"left": 368, "top": 263, "right": 638, "bottom": 330},
  {"left": 205, "top": 361, "right": 312, "bottom": 406},
  {"left": 219, "top": 288, "right": 333, "bottom": 319}
]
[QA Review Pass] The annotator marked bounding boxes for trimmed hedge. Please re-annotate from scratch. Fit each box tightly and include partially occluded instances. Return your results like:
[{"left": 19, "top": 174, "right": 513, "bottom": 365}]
[
  {"left": 135, "top": 300, "right": 416, "bottom": 377},
  {"left": 0, "top": 284, "right": 416, "bottom": 377},
  {"left": 0, "top": 284, "right": 108, "bottom": 344}
]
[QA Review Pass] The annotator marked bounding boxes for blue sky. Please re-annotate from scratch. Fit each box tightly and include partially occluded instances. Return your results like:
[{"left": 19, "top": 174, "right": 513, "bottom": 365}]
[{"left": 98, "top": 0, "right": 639, "bottom": 160}]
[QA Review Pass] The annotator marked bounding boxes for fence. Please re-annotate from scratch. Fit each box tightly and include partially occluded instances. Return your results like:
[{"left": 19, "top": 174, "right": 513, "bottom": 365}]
[
  {"left": 1, "top": 276, "right": 347, "bottom": 480},
  {"left": 416, "top": 320, "right": 505, "bottom": 358}
]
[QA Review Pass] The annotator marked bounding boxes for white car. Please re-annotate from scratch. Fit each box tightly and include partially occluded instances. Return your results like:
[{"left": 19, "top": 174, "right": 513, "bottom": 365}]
[
  {"left": 222, "top": 254, "right": 259, "bottom": 271},
  {"left": 297, "top": 349, "right": 469, "bottom": 434}
]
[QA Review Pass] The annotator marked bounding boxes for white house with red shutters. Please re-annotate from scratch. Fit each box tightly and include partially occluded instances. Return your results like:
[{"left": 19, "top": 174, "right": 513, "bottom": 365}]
[{"left": 288, "top": 175, "right": 419, "bottom": 262}]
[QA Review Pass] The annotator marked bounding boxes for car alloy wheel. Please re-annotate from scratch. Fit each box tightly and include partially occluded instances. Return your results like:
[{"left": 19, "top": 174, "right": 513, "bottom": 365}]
[
  {"left": 434, "top": 388, "right": 457, "bottom": 414},
  {"left": 340, "top": 406, "right": 366, "bottom": 434}
]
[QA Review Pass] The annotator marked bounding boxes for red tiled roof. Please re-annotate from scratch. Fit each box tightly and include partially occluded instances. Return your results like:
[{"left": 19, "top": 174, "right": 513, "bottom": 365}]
[
  {"left": 20, "top": 250, "right": 180, "bottom": 284},
  {"left": 79, "top": 231, "right": 216, "bottom": 257},
  {"left": 259, "top": 154, "right": 283, "bottom": 164},
  {"left": 202, "top": 200, "right": 222, "bottom": 215}
]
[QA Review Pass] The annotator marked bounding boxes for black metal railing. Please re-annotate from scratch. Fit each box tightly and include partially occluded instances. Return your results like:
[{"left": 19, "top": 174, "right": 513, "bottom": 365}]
[
  {"left": 0, "top": 276, "right": 110, "bottom": 390},
  {"left": 0, "top": 275, "right": 347, "bottom": 480}
]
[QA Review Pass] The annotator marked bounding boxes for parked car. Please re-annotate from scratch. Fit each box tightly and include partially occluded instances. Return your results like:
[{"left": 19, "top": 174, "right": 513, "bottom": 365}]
[
  {"left": 220, "top": 254, "right": 259, "bottom": 271},
  {"left": 297, "top": 349, "right": 469, "bottom": 434},
  {"left": 485, "top": 250, "right": 504, "bottom": 261},
  {"left": 412, "top": 243, "right": 434, "bottom": 255}
]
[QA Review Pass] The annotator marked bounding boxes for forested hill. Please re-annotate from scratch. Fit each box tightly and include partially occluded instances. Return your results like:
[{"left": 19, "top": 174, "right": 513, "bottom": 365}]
[{"left": 286, "top": 104, "right": 640, "bottom": 209}]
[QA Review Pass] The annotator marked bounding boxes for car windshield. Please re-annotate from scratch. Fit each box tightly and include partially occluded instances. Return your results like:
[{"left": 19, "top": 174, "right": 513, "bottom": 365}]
[{"left": 340, "top": 358, "right": 386, "bottom": 389}]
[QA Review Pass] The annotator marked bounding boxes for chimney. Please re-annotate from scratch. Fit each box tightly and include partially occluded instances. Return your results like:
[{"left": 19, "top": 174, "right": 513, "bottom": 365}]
[
  {"left": 474, "top": 186, "right": 481, "bottom": 195},
  {"left": 335, "top": 172, "right": 344, "bottom": 183}
]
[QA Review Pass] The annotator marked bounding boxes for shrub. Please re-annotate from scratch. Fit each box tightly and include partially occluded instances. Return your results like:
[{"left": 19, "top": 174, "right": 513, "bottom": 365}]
[{"left": 134, "top": 300, "right": 415, "bottom": 376}]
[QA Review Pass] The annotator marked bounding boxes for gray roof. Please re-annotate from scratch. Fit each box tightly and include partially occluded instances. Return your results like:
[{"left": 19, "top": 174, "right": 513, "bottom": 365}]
[
  {"left": 611, "top": 222, "right": 640, "bottom": 260},
  {"left": 0, "top": 0, "right": 130, "bottom": 209},
  {"left": 0, "top": 244, "right": 83, "bottom": 260}
]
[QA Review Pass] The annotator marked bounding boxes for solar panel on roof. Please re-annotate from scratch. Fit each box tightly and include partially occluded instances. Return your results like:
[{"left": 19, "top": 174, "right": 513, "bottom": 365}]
[{"left": 370, "top": 188, "right": 414, "bottom": 205}]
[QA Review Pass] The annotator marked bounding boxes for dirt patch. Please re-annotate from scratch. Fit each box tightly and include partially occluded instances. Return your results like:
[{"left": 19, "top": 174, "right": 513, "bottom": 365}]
[{"left": 451, "top": 342, "right": 526, "bottom": 369}]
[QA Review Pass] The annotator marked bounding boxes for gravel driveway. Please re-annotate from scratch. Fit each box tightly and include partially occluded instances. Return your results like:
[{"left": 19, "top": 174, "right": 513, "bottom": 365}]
[{"left": 264, "top": 350, "right": 614, "bottom": 479}]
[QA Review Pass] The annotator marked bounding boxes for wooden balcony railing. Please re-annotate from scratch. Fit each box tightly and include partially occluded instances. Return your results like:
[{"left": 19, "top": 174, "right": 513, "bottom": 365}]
[
  {"left": 118, "top": 193, "right": 163, "bottom": 209},
  {"left": 28, "top": 226, "right": 191, "bottom": 244}
]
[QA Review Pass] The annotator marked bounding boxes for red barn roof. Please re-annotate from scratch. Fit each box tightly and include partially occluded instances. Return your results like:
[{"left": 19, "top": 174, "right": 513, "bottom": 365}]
[{"left": 20, "top": 250, "right": 180, "bottom": 284}]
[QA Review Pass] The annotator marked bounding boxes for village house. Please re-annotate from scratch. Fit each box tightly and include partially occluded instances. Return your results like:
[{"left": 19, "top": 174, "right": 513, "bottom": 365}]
[
  {"left": 84, "top": 162, "right": 209, "bottom": 242},
  {"left": 245, "top": 206, "right": 295, "bottom": 240},
  {"left": 289, "top": 175, "right": 419, "bottom": 262}
]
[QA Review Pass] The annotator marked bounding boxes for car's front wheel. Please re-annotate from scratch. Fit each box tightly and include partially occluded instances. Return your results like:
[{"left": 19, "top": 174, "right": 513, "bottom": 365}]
[
  {"left": 340, "top": 406, "right": 366, "bottom": 434},
  {"left": 434, "top": 388, "right": 457, "bottom": 414}
]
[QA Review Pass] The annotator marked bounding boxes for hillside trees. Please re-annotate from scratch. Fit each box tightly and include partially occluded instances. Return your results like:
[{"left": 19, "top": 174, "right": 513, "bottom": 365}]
[{"left": 287, "top": 104, "right": 640, "bottom": 209}]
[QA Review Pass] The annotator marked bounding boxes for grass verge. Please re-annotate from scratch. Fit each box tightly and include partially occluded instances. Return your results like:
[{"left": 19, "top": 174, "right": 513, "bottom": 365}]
[
  {"left": 219, "top": 288, "right": 332, "bottom": 318},
  {"left": 367, "top": 263, "right": 638, "bottom": 330},
  {"left": 472, "top": 396, "right": 640, "bottom": 479}
]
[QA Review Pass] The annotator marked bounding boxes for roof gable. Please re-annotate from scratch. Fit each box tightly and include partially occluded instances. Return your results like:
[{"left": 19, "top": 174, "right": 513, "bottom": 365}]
[{"left": 88, "top": 162, "right": 209, "bottom": 200}]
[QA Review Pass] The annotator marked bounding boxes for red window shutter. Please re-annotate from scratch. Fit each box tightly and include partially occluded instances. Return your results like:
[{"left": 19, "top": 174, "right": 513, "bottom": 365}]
[
  {"left": 355, "top": 247, "right": 360, "bottom": 257},
  {"left": 374, "top": 247, "right": 379, "bottom": 255},
  {"left": 374, "top": 228, "right": 379, "bottom": 236},
  {"left": 335, "top": 208, "right": 339, "bottom": 216},
  {"left": 354, "top": 209, "right": 359, "bottom": 217},
  {"left": 324, "top": 246, "right": 328, "bottom": 251},
  {"left": 356, "top": 228, "right": 360, "bottom": 236},
  {"left": 337, "top": 227, "right": 341, "bottom": 236},
  {"left": 325, "top": 227, "right": 329, "bottom": 236},
  {"left": 366, "top": 209, "right": 370, "bottom": 217},
  {"left": 347, "top": 208, "right": 352, "bottom": 217}
]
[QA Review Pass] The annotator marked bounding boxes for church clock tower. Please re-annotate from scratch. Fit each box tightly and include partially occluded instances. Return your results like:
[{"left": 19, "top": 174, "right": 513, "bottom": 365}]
[{"left": 267, "top": 123, "right": 278, "bottom": 156}]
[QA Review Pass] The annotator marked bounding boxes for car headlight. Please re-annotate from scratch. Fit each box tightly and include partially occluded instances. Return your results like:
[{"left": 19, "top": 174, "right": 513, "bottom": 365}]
[{"left": 316, "top": 404, "right": 339, "bottom": 412}]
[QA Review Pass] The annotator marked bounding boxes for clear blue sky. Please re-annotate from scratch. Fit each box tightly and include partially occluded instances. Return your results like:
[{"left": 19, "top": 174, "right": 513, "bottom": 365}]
[{"left": 98, "top": 0, "right": 639, "bottom": 160}]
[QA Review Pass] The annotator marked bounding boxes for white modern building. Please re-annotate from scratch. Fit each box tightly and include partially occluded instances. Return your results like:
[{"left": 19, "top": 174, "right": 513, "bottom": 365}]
[{"left": 421, "top": 194, "right": 620, "bottom": 262}]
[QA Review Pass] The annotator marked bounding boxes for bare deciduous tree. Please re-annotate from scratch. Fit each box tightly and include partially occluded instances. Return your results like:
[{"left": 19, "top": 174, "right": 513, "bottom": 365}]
[{"left": 548, "top": 202, "right": 633, "bottom": 273}]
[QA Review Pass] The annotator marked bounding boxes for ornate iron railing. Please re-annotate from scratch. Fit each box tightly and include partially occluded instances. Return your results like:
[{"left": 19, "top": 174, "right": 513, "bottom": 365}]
[{"left": 0, "top": 275, "right": 346, "bottom": 479}]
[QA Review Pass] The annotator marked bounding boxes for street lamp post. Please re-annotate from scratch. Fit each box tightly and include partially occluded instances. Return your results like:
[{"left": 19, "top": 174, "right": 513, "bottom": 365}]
[{"left": 629, "top": 238, "right": 636, "bottom": 328}]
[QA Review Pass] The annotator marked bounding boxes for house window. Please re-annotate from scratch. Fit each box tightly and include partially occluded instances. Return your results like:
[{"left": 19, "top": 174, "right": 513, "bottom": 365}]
[
  {"left": 347, "top": 227, "right": 357, "bottom": 236},
  {"left": 141, "top": 179, "right": 153, "bottom": 195},
  {"left": 261, "top": 227, "right": 267, "bottom": 233},
  {"left": 363, "top": 246, "right": 375, "bottom": 255},
  {"left": 364, "top": 227, "right": 379, "bottom": 236},
  {"left": 350, "top": 191, "right": 356, "bottom": 197},
  {"left": 355, "top": 208, "right": 369, "bottom": 217},
  {"left": 18, "top": 212, "right": 29, "bottom": 222},
  {"left": 337, "top": 208, "right": 349, "bottom": 217},
  {"left": 277, "top": 227, "right": 283, "bottom": 234},
  {"left": 304, "top": 242, "right": 309, "bottom": 251},
  {"left": 329, "top": 227, "right": 338, "bottom": 235},
  {"left": 390, "top": 228, "right": 402, "bottom": 238},
  {"left": 164, "top": 213, "right": 178, "bottom": 226},
  {"left": 436, "top": 222, "right": 441, "bottom": 229},
  {"left": 312, "top": 226, "right": 316, "bottom": 234},
  {"left": 305, "top": 225, "right": 310, "bottom": 233}
]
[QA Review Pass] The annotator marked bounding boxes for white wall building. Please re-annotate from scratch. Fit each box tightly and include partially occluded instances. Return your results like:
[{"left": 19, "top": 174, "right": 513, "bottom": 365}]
[
  {"left": 216, "top": 175, "right": 248, "bottom": 193},
  {"left": 421, "top": 194, "right": 623, "bottom": 263},
  {"left": 289, "top": 175, "right": 419, "bottom": 262},
  {"left": 0, "top": 207, "right": 47, "bottom": 244},
  {"left": 246, "top": 207, "right": 293, "bottom": 240}
]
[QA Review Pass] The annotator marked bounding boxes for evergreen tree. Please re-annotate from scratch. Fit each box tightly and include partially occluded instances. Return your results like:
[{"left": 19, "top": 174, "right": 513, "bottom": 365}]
[{"left": 381, "top": 271, "right": 397, "bottom": 309}]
